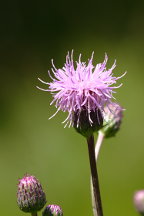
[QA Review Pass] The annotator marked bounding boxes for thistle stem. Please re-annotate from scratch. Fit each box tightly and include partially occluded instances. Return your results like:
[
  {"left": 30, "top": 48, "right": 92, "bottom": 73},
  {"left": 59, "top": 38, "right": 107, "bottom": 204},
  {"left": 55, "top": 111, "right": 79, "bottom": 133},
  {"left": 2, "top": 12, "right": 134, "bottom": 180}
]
[
  {"left": 31, "top": 213, "right": 38, "bottom": 216},
  {"left": 87, "top": 135, "right": 103, "bottom": 216},
  {"left": 95, "top": 131, "right": 105, "bottom": 161},
  {"left": 91, "top": 131, "right": 105, "bottom": 216}
]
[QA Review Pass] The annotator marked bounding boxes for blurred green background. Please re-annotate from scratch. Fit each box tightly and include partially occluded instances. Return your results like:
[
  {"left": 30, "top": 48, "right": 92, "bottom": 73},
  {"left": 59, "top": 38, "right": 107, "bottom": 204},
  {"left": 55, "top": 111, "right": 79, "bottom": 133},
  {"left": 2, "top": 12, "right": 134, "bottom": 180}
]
[{"left": 0, "top": 0, "right": 144, "bottom": 215}]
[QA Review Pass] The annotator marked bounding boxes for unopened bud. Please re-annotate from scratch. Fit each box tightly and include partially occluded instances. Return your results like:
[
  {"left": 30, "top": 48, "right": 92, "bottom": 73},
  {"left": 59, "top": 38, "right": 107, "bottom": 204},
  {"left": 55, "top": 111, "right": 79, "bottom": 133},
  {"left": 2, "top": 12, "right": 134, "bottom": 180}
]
[
  {"left": 42, "top": 204, "right": 63, "bottom": 216},
  {"left": 73, "top": 108, "right": 103, "bottom": 138},
  {"left": 101, "top": 103, "right": 123, "bottom": 138},
  {"left": 17, "top": 174, "right": 46, "bottom": 213},
  {"left": 134, "top": 190, "right": 144, "bottom": 215}
]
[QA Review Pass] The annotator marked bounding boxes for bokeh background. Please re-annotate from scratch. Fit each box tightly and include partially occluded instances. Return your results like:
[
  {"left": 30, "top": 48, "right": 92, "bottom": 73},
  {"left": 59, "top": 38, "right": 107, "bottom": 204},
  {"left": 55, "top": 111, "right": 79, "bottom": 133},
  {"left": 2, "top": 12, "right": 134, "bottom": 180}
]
[{"left": 0, "top": 0, "right": 144, "bottom": 215}]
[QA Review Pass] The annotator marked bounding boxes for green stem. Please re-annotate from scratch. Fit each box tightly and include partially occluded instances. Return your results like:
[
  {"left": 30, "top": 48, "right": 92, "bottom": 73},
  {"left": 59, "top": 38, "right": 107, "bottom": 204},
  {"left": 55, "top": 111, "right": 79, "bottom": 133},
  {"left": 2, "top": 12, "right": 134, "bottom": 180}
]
[
  {"left": 87, "top": 135, "right": 103, "bottom": 216},
  {"left": 91, "top": 178, "right": 97, "bottom": 216},
  {"left": 91, "top": 131, "right": 105, "bottom": 216},
  {"left": 95, "top": 131, "right": 105, "bottom": 161}
]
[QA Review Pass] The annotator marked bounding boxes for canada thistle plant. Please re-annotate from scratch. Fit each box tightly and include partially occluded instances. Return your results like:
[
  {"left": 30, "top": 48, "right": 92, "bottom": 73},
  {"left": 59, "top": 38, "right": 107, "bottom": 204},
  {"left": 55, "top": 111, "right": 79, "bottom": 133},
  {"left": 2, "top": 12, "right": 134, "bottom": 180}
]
[
  {"left": 38, "top": 51, "right": 125, "bottom": 137},
  {"left": 17, "top": 174, "right": 46, "bottom": 214},
  {"left": 37, "top": 51, "right": 125, "bottom": 216}
]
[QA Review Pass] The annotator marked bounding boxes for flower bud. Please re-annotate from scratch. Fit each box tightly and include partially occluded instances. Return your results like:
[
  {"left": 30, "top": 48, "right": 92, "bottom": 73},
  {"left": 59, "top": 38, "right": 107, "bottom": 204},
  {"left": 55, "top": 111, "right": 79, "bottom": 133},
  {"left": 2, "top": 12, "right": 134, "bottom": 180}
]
[
  {"left": 73, "top": 108, "right": 103, "bottom": 138},
  {"left": 101, "top": 103, "right": 123, "bottom": 138},
  {"left": 42, "top": 204, "right": 63, "bottom": 216},
  {"left": 17, "top": 174, "right": 46, "bottom": 213},
  {"left": 134, "top": 190, "right": 144, "bottom": 215}
]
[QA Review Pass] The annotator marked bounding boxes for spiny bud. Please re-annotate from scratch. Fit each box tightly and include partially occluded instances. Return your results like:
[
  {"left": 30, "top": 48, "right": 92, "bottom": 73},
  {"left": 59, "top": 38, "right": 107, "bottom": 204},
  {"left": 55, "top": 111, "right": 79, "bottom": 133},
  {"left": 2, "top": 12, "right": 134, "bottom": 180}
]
[
  {"left": 73, "top": 108, "right": 103, "bottom": 138},
  {"left": 17, "top": 174, "right": 46, "bottom": 213},
  {"left": 101, "top": 103, "right": 123, "bottom": 138},
  {"left": 134, "top": 190, "right": 144, "bottom": 215},
  {"left": 42, "top": 204, "right": 63, "bottom": 216}
]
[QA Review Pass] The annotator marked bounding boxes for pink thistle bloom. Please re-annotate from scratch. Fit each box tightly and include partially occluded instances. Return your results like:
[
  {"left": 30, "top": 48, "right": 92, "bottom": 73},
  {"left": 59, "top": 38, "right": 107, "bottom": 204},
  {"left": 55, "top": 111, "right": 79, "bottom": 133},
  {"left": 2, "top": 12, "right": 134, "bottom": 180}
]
[
  {"left": 134, "top": 190, "right": 144, "bottom": 214},
  {"left": 38, "top": 51, "right": 125, "bottom": 128}
]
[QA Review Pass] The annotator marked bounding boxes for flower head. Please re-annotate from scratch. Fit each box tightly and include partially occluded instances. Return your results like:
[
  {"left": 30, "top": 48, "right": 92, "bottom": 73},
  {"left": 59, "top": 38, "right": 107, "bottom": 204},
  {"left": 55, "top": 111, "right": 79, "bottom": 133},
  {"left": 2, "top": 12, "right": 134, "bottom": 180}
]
[
  {"left": 17, "top": 174, "right": 46, "bottom": 213},
  {"left": 101, "top": 103, "right": 123, "bottom": 137},
  {"left": 42, "top": 204, "right": 63, "bottom": 216},
  {"left": 38, "top": 51, "right": 125, "bottom": 131},
  {"left": 134, "top": 190, "right": 144, "bottom": 215}
]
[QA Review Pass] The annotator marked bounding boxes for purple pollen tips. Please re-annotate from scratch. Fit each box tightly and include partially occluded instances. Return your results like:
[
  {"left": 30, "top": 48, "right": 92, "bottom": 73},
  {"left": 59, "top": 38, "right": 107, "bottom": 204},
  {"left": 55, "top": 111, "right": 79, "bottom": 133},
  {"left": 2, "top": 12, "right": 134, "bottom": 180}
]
[
  {"left": 42, "top": 204, "right": 63, "bottom": 216},
  {"left": 17, "top": 174, "right": 46, "bottom": 213},
  {"left": 38, "top": 51, "right": 125, "bottom": 129}
]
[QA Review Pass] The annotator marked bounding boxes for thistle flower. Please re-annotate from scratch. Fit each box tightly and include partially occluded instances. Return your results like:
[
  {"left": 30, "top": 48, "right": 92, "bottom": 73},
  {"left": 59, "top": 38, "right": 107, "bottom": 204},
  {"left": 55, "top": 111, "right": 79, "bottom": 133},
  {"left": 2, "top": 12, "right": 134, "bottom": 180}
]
[
  {"left": 42, "top": 205, "right": 63, "bottom": 216},
  {"left": 17, "top": 174, "right": 46, "bottom": 213},
  {"left": 38, "top": 51, "right": 125, "bottom": 136},
  {"left": 101, "top": 103, "right": 123, "bottom": 137},
  {"left": 134, "top": 190, "right": 144, "bottom": 215}
]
